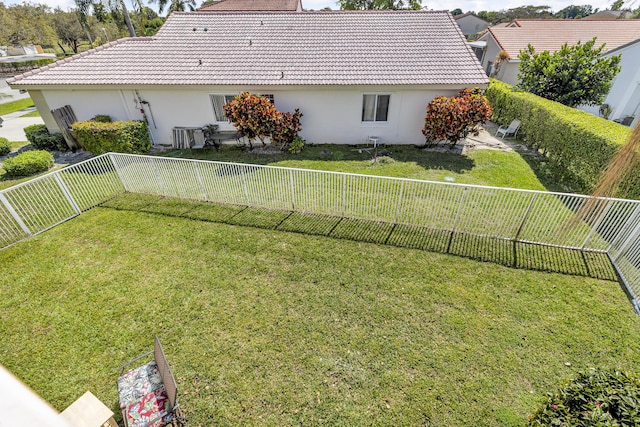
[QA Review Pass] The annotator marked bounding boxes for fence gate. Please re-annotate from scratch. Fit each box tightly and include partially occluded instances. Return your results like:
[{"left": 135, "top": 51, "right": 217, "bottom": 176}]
[{"left": 51, "top": 105, "right": 81, "bottom": 150}]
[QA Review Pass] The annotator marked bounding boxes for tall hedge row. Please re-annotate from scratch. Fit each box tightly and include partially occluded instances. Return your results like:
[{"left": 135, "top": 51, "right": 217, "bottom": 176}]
[
  {"left": 485, "top": 79, "right": 637, "bottom": 198},
  {"left": 0, "top": 58, "right": 55, "bottom": 73},
  {"left": 72, "top": 120, "right": 151, "bottom": 155}
]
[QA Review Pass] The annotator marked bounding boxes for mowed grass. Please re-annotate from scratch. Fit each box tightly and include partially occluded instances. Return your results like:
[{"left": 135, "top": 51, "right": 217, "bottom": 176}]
[
  {"left": 0, "top": 98, "right": 34, "bottom": 116},
  {"left": 1, "top": 206, "right": 640, "bottom": 426},
  {"left": 164, "top": 144, "right": 549, "bottom": 191}
]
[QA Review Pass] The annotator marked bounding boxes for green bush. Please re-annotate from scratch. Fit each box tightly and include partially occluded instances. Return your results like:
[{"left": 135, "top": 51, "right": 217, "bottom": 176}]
[
  {"left": 91, "top": 115, "right": 112, "bottom": 123},
  {"left": 2, "top": 150, "right": 54, "bottom": 177},
  {"left": 288, "top": 136, "right": 305, "bottom": 154},
  {"left": 0, "top": 137, "right": 10, "bottom": 156},
  {"left": 485, "top": 79, "right": 636, "bottom": 197},
  {"left": 23, "top": 124, "right": 68, "bottom": 151},
  {"left": 529, "top": 368, "right": 640, "bottom": 426},
  {"left": 72, "top": 120, "right": 151, "bottom": 155},
  {"left": 0, "top": 58, "right": 55, "bottom": 73}
]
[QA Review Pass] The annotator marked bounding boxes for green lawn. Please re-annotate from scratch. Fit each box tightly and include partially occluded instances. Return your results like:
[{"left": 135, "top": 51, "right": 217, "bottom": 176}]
[
  {"left": 0, "top": 98, "right": 34, "bottom": 116},
  {"left": 163, "top": 144, "right": 551, "bottom": 192},
  {"left": 1, "top": 202, "right": 639, "bottom": 426},
  {"left": 20, "top": 110, "right": 41, "bottom": 117}
]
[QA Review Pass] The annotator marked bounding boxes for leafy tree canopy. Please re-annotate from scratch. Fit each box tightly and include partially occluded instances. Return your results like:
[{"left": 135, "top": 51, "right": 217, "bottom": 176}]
[
  {"left": 517, "top": 38, "right": 621, "bottom": 107},
  {"left": 610, "top": 0, "right": 624, "bottom": 10},
  {"left": 554, "top": 4, "right": 593, "bottom": 18},
  {"left": 338, "top": 0, "right": 421, "bottom": 11},
  {"left": 476, "top": 5, "right": 552, "bottom": 24}
]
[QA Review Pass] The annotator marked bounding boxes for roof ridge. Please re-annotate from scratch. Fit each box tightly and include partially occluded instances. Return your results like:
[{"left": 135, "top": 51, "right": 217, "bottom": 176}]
[{"left": 177, "top": 9, "right": 449, "bottom": 14}]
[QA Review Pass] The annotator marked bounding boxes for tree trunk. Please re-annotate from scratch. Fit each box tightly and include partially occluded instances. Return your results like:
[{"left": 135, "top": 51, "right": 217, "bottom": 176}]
[
  {"left": 57, "top": 42, "right": 68, "bottom": 55},
  {"left": 120, "top": 0, "right": 137, "bottom": 37}
]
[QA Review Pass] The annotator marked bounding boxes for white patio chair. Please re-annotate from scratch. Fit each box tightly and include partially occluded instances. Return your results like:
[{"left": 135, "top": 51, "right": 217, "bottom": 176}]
[{"left": 495, "top": 120, "right": 521, "bottom": 139}]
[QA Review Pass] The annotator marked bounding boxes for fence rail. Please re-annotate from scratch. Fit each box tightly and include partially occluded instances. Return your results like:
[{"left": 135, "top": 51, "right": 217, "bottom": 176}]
[{"left": 2, "top": 153, "right": 640, "bottom": 313}]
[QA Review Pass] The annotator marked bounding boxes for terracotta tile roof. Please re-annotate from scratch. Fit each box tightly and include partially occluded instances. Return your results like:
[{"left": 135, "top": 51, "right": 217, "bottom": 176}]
[
  {"left": 197, "top": 0, "right": 299, "bottom": 12},
  {"left": 488, "top": 19, "right": 640, "bottom": 59},
  {"left": 8, "top": 11, "right": 488, "bottom": 87}
]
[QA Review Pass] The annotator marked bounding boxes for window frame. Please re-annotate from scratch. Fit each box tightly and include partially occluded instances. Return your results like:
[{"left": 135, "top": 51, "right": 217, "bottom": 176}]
[
  {"left": 361, "top": 93, "right": 391, "bottom": 123},
  {"left": 209, "top": 94, "right": 275, "bottom": 122}
]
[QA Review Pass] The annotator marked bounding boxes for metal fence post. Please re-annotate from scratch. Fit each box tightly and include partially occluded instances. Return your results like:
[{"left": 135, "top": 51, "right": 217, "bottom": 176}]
[
  {"left": 614, "top": 219, "right": 640, "bottom": 263},
  {"left": 341, "top": 174, "right": 347, "bottom": 217},
  {"left": 580, "top": 199, "right": 613, "bottom": 250},
  {"left": 54, "top": 173, "right": 82, "bottom": 215},
  {"left": 152, "top": 157, "right": 167, "bottom": 196},
  {"left": 194, "top": 162, "right": 208, "bottom": 201},
  {"left": 607, "top": 204, "right": 640, "bottom": 255},
  {"left": 446, "top": 187, "right": 467, "bottom": 253},
  {"left": 512, "top": 193, "right": 537, "bottom": 266},
  {"left": 242, "top": 166, "right": 250, "bottom": 206},
  {"left": 394, "top": 180, "right": 405, "bottom": 224},
  {"left": 108, "top": 153, "right": 127, "bottom": 191},
  {"left": 0, "top": 192, "right": 31, "bottom": 236},
  {"left": 289, "top": 169, "right": 296, "bottom": 210}
]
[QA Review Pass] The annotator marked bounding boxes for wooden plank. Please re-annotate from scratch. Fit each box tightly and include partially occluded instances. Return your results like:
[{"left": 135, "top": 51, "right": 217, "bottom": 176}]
[{"left": 51, "top": 105, "right": 81, "bottom": 151}]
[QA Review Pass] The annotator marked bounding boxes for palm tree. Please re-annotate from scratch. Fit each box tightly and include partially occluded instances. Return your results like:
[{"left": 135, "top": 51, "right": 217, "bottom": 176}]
[
  {"left": 150, "top": 0, "right": 196, "bottom": 14},
  {"left": 75, "top": 0, "right": 136, "bottom": 37}
]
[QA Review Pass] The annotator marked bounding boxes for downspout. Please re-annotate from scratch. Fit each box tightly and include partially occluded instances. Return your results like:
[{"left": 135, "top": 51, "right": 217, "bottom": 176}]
[{"left": 134, "top": 90, "right": 157, "bottom": 145}]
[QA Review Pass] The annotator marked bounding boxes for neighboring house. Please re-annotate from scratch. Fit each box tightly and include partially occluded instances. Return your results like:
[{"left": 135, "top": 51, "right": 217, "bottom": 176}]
[
  {"left": 0, "top": 45, "right": 41, "bottom": 57},
  {"left": 198, "top": 0, "right": 302, "bottom": 12},
  {"left": 453, "top": 13, "right": 489, "bottom": 40},
  {"left": 7, "top": 11, "right": 487, "bottom": 146},
  {"left": 476, "top": 19, "right": 640, "bottom": 85},
  {"left": 579, "top": 38, "right": 640, "bottom": 128},
  {"left": 582, "top": 10, "right": 633, "bottom": 19}
]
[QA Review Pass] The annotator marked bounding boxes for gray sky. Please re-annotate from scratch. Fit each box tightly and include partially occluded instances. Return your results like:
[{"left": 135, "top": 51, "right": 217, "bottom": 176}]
[{"left": 3, "top": 0, "right": 619, "bottom": 15}]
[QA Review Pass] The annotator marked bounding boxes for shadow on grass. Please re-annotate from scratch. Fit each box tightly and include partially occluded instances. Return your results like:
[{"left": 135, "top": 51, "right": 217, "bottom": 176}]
[
  {"left": 101, "top": 193, "right": 618, "bottom": 282},
  {"left": 161, "top": 144, "right": 476, "bottom": 174}
]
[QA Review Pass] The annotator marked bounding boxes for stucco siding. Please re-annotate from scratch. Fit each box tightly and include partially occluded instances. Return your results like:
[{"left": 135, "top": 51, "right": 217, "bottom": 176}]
[
  {"left": 34, "top": 85, "right": 473, "bottom": 146},
  {"left": 40, "top": 89, "right": 138, "bottom": 131}
]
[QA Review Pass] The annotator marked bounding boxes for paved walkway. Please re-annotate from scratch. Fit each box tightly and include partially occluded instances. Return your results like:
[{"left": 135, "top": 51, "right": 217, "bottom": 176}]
[
  {"left": 1, "top": 78, "right": 44, "bottom": 141},
  {"left": 422, "top": 122, "right": 517, "bottom": 154},
  {"left": 0, "top": 108, "right": 44, "bottom": 142}
]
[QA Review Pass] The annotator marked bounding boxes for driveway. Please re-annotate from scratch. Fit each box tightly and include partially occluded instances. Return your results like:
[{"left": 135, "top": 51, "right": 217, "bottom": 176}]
[
  {"left": 1, "top": 78, "right": 44, "bottom": 141},
  {"left": 0, "top": 108, "right": 44, "bottom": 142}
]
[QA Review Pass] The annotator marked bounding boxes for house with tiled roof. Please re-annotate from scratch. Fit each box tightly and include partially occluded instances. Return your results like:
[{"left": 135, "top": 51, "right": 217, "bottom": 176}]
[
  {"left": 197, "top": 0, "right": 302, "bottom": 12},
  {"left": 8, "top": 11, "right": 488, "bottom": 146},
  {"left": 582, "top": 10, "right": 633, "bottom": 19},
  {"left": 476, "top": 19, "right": 640, "bottom": 85}
]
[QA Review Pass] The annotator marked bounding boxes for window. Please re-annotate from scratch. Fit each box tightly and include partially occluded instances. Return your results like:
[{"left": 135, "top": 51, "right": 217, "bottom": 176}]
[
  {"left": 362, "top": 94, "right": 390, "bottom": 122},
  {"left": 210, "top": 94, "right": 236, "bottom": 121},
  {"left": 210, "top": 94, "right": 275, "bottom": 121}
]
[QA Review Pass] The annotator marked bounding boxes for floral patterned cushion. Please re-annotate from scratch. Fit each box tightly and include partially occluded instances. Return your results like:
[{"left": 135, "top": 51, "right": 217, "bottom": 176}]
[
  {"left": 124, "top": 387, "right": 174, "bottom": 427},
  {"left": 118, "top": 361, "right": 164, "bottom": 408},
  {"left": 118, "top": 361, "right": 175, "bottom": 427}
]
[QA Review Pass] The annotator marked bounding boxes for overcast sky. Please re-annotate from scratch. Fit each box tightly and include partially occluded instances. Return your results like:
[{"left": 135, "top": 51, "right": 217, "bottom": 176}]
[{"left": 3, "top": 0, "right": 621, "bottom": 15}]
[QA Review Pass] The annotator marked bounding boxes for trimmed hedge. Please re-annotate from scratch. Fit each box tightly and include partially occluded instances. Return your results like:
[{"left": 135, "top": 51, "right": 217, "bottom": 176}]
[
  {"left": 2, "top": 150, "right": 54, "bottom": 177},
  {"left": 485, "top": 79, "right": 637, "bottom": 198},
  {"left": 72, "top": 120, "right": 151, "bottom": 155},
  {"left": 529, "top": 368, "right": 640, "bottom": 426},
  {"left": 24, "top": 124, "right": 68, "bottom": 151},
  {"left": 0, "top": 137, "right": 10, "bottom": 156},
  {"left": 0, "top": 58, "right": 55, "bottom": 73}
]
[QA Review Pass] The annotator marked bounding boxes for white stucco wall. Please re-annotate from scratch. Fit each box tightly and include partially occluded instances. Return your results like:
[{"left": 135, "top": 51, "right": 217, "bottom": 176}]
[
  {"left": 496, "top": 61, "right": 520, "bottom": 86},
  {"left": 577, "top": 41, "right": 640, "bottom": 128},
  {"left": 478, "top": 33, "right": 500, "bottom": 76},
  {"left": 455, "top": 15, "right": 489, "bottom": 40},
  {"left": 35, "top": 85, "right": 477, "bottom": 146}
]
